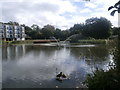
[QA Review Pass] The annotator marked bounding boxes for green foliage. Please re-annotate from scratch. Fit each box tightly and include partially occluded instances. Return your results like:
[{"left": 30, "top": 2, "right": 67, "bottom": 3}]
[
  {"left": 12, "top": 17, "right": 112, "bottom": 41},
  {"left": 2, "top": 40, "right": 33, "bottom": 45},
  {"left": 85, "top": 36, "right": 120, "bottom": 89},
  {"left": 24, "top": 24, "right": 70, "bottom": 40},
  {"left": 69, "top": 24, "right": 84, "bottom": 35},
  {"left": 112, "top": 27, "right": 120, "bottom": 35},
  {"left": 67, "top": 17, "right": 112, "bottom": 40},
  {"left": 78, "top": 39, "right": 108, "bottom": 44},
  {"left": 31, "top": 24, "right": 41, "bottom": 31},
  {"left": 41, "top": 24, "right": 55, "bottom": 39},
  {"left": 25, "top": 25, "right": 42, "bottom": 39},
  {"left": 85, "top": 68, "right": 120, "bottom": 90},
  {"left": 69, "top": 34, "right": 88, "bottom": 43},
  {"left": 54, "top": 28, "right": 63, "bottom": 39},
  {"left": 5, "top": 21, "right": 19, "bottom": 25},
  {"left": 82, "top": 17, "right": 112, "bottom": 39},
  {"left": 60, "top": 30, "right": 70, "bottom": 40}
]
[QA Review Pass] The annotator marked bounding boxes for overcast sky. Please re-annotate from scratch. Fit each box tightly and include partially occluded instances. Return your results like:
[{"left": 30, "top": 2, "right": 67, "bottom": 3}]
[{"left": 0, "top": 0, "right": 119, "bottom": 30}]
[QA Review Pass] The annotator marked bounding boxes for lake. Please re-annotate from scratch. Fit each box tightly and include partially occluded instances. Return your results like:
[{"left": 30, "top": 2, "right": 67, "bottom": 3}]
[{"left": 2, "top": 44, "right": 114, "bottom": 88}]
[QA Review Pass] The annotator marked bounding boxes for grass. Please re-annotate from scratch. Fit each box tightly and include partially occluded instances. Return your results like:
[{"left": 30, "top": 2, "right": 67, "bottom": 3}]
[
  {"left": 78, "top": 39, "right": 113, "bottom": 44},
  {"left": 11, "top": 40, "right": 33, "bottom": 44},
  {"left": 2, "top": 40, "right": 33, "bottom": 45},
  {"left": 1, "top": 39, "right": 114, "bottom": 45}
]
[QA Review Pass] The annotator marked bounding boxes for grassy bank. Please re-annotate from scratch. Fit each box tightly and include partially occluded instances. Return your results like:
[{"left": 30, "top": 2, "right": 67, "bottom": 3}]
[
  {"left": 2, "top": 40, "right": 33, "bottom": 45},
  {"left": 78, "top": 39, "right": 114, "bottom": 44},
  {"left": 1, "top": 39, "right": 115, "bottom": 45}
]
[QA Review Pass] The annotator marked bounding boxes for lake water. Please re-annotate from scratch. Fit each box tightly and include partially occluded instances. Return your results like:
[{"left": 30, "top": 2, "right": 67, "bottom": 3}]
[{"left": 2, "top": 44, "right": 114, "bottom": 88}]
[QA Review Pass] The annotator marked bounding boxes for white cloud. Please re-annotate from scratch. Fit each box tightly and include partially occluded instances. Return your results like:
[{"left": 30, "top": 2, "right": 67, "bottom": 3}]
[
  {"left": 84, "top": 2, "right": 97, "bottom": 8},
  {"left": 1, "top": 0, "right": 78, "bottom": 29},
  {"left": 0, "top": 0, "right": 119, "bottom": 29},
  {"left": 80, "top": 8, "right": 92, "bottom": 13}
]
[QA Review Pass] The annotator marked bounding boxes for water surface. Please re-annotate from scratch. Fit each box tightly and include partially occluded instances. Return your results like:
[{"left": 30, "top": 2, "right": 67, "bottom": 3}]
[{"left": 2, "top": 44, "right": 113, "bottom": 88}]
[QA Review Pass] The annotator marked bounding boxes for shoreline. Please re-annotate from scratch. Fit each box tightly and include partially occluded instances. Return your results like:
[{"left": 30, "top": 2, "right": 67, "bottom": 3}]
[{"left": 1, "top": 39, "right": 115, "bottom": 46}]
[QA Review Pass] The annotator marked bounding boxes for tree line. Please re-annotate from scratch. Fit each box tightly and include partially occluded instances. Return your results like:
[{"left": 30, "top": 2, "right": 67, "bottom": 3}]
[
  {"left": 25, "top": 24, "right": 69, "bottom": 41},
  {"left": 6, "top": 17, "right": 119, "bottom": 41}
]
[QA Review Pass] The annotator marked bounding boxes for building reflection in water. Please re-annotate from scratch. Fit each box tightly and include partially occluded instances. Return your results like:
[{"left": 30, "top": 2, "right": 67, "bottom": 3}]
[{"left": 2, "top": 45, "right": 26, "bottom": 61}]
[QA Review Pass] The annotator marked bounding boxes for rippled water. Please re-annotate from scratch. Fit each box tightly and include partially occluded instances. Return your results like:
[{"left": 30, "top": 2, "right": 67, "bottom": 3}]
[{"left": 2, "top": 44, "right": 113, "bottom": 88}]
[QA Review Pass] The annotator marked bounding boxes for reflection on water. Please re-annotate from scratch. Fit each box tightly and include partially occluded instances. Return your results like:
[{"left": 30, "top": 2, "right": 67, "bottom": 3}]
[{"left": 2, "top": 44, "right": 113, "bottom": 88}]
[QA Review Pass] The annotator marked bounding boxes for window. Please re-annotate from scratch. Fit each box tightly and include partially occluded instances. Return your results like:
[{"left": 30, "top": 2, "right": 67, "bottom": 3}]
[
  {"left": 10, "top": 35, "right": 13, "bottom": 38},
  {"left": 10, "top": 31, "right": 13, "bottom": 34},
  {"left": 9, "top": 26, "right": 12, "bottom": 30},
  {"left": 18, "top": 35, "right": 20, "bottom": 38},
  {"left": 17, "top": 27, "right": 19, "bottom": 30},
  {"left": 17, "top": 31, "right": 20, "bottom": 34}
]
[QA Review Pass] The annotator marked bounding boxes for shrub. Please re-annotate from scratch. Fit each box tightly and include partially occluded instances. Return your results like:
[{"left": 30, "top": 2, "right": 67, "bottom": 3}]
[{"left": 85, "top": 36, "right": 120, "bottom": 89}]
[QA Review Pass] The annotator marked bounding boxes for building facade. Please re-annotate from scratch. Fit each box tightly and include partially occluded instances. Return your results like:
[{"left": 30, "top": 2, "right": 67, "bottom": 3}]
[{"left": 0, "top": 22, "right": 25, "bottom": 41}]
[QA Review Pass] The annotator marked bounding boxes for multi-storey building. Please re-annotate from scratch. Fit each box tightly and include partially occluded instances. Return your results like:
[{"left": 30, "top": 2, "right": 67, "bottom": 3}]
[{"left": 0, "top": 22, "right": 25, "bottom": 41}]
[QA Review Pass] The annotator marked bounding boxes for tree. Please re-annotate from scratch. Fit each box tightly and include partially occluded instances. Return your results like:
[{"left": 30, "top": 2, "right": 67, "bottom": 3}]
[
  {"left": 112, "top": 27, "right": 120, "bottom": 35},
  {"left": 25, "top": 26, "right": 33, "bottom": 39},
  {"left": 5, "top": 21, "right": 19, "bottom": 25},
  {"left": 25, "top": 25, "right": 42, "bottom": 39},
  {"left": 82, "top": 17, "right": 112, "bottom": 39},
  {"left": 41, "top": 24, "right": 55, "bottom": 39},
  {"left": 54, "top": 28, "right": 62, "bottom": 40},
  {"left": 69, "top": 24, "right": 84, "bottom": 35},
  {"left": 61, "top": 30, "right": 70, "bottom": 40},
  {"left": 31, "top": 24, "right": 41, "bottom": 31}
]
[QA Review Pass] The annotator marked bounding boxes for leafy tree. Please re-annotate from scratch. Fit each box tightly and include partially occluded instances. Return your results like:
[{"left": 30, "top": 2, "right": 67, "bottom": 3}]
[
  {"left": 112, "top": 27, "right": 120, "bottom": 35},
  {"left": 69, "top": 24, "right": 84, "bottom": 35},
  {"left": 29, "top": 30, "right": 41, "bottom": 39},
  {"left": 41, "top": 24, "right": 55, "bottom": 39},
  {"left": 61, "top": 30, "right": 70, "bottom": 41},
  {"left": 25, "top": 25, "right": 42, "bottom": 39},
  {"left": 31, "top": 24, "right": 41, "bottom": 31},
  {"left": 54, "top": 28, "right": 62, "bottom": 40},
  {"left": 82, "top": 17, "right": 112, "bottom": 39},
  {"left": 5, "top": 21, "right": 19, "bottom": 25},
  {"left": 25, "top": 26, "right": 33, "bottom": 39},
  {"left": 85, "top": 17, "right": 98, "bottom": 25}
]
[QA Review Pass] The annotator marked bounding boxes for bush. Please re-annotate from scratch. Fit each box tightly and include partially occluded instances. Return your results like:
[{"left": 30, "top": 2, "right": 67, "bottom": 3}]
[
  {"left": 85, "top": 68, "right": 120, "bottom": 90},
  {"left": 85, "top": 36, "right": 120, "bottom": 89}
]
